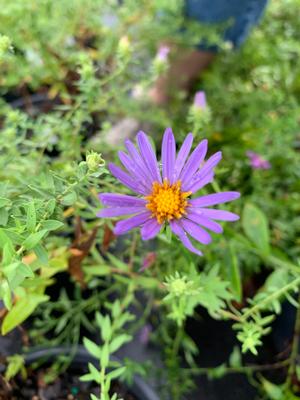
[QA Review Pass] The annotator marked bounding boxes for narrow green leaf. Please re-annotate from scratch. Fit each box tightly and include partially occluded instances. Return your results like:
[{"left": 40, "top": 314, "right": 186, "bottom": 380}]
[
  {"left": 2, "top": 242, "right": 15, "bottom": 266},
  {"left": 0, "top": 229, "right": 12, "bottom": 249},
  {"left": 229, "top": 346, "right": 241, "bottom": 368},
  {"left": 0, "top": 208, "right": 9, "bottom": 226},
  {"left": 33, "top": 244, "right": 49, "bottom": 265},
  {"left": 80, "top": 373, "right": 94, "bottom": 382},
  {"left": 229, "top": 243, "right": 242, "bottom": 302},
  {"left": 107, "top": 253, "right": 128, "bottom": 272},
  {"left": 101, "top": 316, "right": 112, "bottom": 342},
  {"left": 109, "top": 334, "right": 132, "bottom": 353},
  {"left": 88, "top": 363, "right": 101, "bottom": 383},
  {"left": 26, "top": 201, "right": 36, "bottom": 232},
  {"left": 41, "top": 220, "right": 64, "bottom": 231},
  {"left": 107, "top": 366, "right": 126, "bottom": 381},
  {"left": 83, "top": 265, "right": 111, "bottom": 276},
  {"left": 83, "top": 337, "right": 102, "bottom": 359},
  {"left": 0, "top": 279, "right": 12, "bottom": 310},
  {"left": 22, "top": 230, "right": 47, "bottom": 250},
  {"left": 100, "top": 343, "right": 109, "bottom": 368},
  {"left": 90, "top": 394, "right": 100, "bottom": 400}
]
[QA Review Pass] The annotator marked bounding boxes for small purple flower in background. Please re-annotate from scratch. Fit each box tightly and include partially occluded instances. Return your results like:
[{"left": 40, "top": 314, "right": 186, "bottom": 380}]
[
  {"left": 140, "top": 252, "right": 156, "bottom": 272},
  {"left": 156, "top": 45, "right": 170, "bottom": 62},
  {"left": 193, "top": 91, "right": 207, "bottom": 109},
  {"left": 139, "top": 324, "right": 152, "bottom": 345},
  {"left": 97, "top": 129, "right": 240, "bottom": 256},
  {"left": 246, "top": 151, "right": 271, "bottom": 170}
]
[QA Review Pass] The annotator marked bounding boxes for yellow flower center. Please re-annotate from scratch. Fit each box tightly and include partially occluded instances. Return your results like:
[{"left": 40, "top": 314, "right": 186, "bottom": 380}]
[{"left": 145, "top": 180, "right": 191, "bottom": 224}]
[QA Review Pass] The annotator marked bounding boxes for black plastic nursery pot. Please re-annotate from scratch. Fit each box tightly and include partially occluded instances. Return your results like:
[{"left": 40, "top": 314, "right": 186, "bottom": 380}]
[{"left": 0, "top": 346, "right": 160, "bottom": 400}]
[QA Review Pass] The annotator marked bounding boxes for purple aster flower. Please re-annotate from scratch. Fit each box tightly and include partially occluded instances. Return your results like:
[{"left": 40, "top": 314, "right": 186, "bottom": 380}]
[
  {"left": 156, "top": 45, "right": 170, "bottom": 62},
  {"left": 246, "top": 151, "right": 271, "bottom": 170},
  {"left": 97, "top": 129, "right": 240, "bottom": 256},
  {"left": 193, "top": 91, "right": 207, "bottom": 109}
]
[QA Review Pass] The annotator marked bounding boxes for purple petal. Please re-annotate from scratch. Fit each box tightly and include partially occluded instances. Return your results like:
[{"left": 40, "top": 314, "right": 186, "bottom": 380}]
[
  {"left": 170, "top": 220, "right": 202, "bottom": 256},
  {"left": 179, "top": 139, "right": 208, "bottom": 186},
  {"left": 173, "top": 133, "right": 193, "bottom": 181},
  {"left": 109, "top": 163, "right": 148, "bottom": 195},
  {"left": 186, "top": 211, "right": 223, "bottom": 233},
  {"left": 162, "top": 128, "right": 176, "bottom": 183},
  {"left": 183, "top": 151, "right": 221, "bottom": 192},
  {"left": 190, "top": 192, "right": 240, "bottom": 207},
  {"left": 118, "top": 151, "right": 152, "bottom": 192},
  {"left": 141, "top": 219, "right": 162, "bottom": 240},
  {"left": 180, "top": 218, "right": 212, "bottom": 244},
  {"left": 137, "top": 131, "right": 162, "bottom": 183},
  {"left": 194, "top": 208, "right": 240, "bottom": 221},
  {"left": 124, "top": 140, "right": 154, "bottom": 187},
  {"left": 184, "top": 172, "right": 214, "bottom": 194},
  {"left": 99, "top": 193, "right": 146, "bottom": 207},
  {"left": 97, "top": 206, "right": 145, "bottom": 218},
  {"left": 114, "top": 212, "right": 151, "bottom": 235}
]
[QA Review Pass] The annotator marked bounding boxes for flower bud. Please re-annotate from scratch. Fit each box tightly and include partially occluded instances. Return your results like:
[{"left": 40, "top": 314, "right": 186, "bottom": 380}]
[{"left": 86, "top": 151, "right": 105, "bottom": 172}]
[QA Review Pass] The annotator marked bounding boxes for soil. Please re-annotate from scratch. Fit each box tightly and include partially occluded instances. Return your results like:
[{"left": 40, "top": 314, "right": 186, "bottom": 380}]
[{"left": 0, "top": 367, "right": 137, "bottom": 400}]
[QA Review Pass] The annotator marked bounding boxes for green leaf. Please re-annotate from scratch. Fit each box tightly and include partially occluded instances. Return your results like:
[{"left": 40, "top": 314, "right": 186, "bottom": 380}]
[
  {"left": 83, "top": 265, "right": 111, "bottom": 276},
  {"left": 195, "top": 267, "right": 232, "bottom": 318},
  {"left": 61, "top": 191, "right": 77, "bottom": 206},
  {"left": 101, "top": 316, "right": 112, "bottom": 342},
  {"left": 0, "top": 197, "right": 10, "bottom": 208},
  {"left": 18, "top": 262, "right": 34, "bottom": 278},
  {"left": 229, "top": 346, "right": 241, "bottom": 368},
  {"left": 88, "top": 363, "right": 101, "bottom": 383},
  {"left": 4, "top": 262, "right": 34, "bottom": 290},
  {"left": 22, "top": 229, "right": 47, "bottom": 250},
  {"left": 0, "top": 279, "right": 12, "bottom": 310},
  {"left": 207, "top": 364, "right": 227, "bottom": 379},
  {"left": 260, "top": 378, "right": 284, "bottom": 400},
  {"left": 33, "top": 244, "right": 49, "bottom": 265},
  {"left": 26, "top": 201, "right": 36, "bottom": 232},
  {"left": 80, "top": 373, "right": 94, "bottom": 382},
  {"left": 1, "top": 294, "right": 49, "bottom": 335},
  {"left": 5, "top": 355, "right": 25, "bottom": 381},
  {"left": 107, "top": 366, "right": 126, "bottom": 381},
  {"left": 100, "top": 343, "right": 109, "bottom": 368},
  {"left": 135, "top": 276, "right": 159, "bottom": 289},
  {"left": 107, "top": 253, "right": 128, "bottom": 272},
  {"left": 109, "top": 334, "right": 132, "bottom": 353},
  {"left": 242, "top": 203, "right": 270, "bottom": 255},
  {"left": 0, "top": 228, "right": 12, "bottom": 249},
  {"left": 41, "top": 220, "right": 64, "bottom": 231},
  {"left": 83, "top": 337, "right": 102, "bottom": 359},
  {"left": 2, "top": 242, "right": 15, "bottom": 265},
  {"left": 90, "top": 394, "right": 100, "bottom": 400},
  {"left": 0, "top": 208, "right": 9, "bottom": 226},
  {"left": 223, "top": 243, "right": 242, "bottom": 302}
]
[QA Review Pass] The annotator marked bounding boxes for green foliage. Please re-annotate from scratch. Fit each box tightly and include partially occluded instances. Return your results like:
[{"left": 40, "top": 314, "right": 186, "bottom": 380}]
[
  {"left": 163, "top": 266, "right": 232, "bottom": 325},
  {"left": 81, "top": 299, "right": 134, "bottom": 400},
  {"left": 4, "top": 354, "right": 26, "bottom": 381}
]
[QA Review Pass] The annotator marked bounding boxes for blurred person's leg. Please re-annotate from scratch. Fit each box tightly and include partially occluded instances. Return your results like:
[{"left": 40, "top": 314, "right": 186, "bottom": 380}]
[{"left": 150, "top": 0, "right": 268, "bottom": 105}]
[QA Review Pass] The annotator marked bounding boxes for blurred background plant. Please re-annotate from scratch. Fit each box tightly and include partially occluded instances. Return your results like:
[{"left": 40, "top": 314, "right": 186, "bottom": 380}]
[{"left": 0, "top": 0, "right": 299, "bottom": 399}]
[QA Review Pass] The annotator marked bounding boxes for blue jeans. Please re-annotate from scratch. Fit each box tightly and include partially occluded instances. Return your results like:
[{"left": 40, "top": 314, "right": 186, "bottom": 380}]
[{"left": 185, "top": 0, "right": 268, "bottom": 48}]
